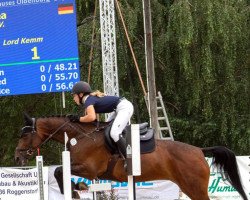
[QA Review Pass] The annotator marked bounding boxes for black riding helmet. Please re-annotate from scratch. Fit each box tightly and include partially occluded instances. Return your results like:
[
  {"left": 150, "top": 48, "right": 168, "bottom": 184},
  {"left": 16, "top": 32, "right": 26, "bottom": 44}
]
[{"left": 72, "top": 81, "right": 92, "bottom": 95}]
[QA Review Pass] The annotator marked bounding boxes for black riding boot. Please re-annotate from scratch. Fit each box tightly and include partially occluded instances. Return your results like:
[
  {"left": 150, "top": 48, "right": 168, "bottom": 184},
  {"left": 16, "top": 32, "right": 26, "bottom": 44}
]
[{"left": 116, "top": 135, "right": 126, "bottom": 158}]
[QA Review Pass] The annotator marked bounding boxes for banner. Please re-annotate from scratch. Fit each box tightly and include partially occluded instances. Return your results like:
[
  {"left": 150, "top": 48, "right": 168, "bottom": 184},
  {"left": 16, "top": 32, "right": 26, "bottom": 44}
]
[
  {"left": 0, "top": 167, "right": 48, "bottom": 200},
  {"left": 179, "top": 156, "right": 250, "bottom": 200},
  {"left": 108, "top": 180, "right": 179, "bottom": 200},
  {"left": 48, "top": 166, "right": 179, "bottom": 200}
]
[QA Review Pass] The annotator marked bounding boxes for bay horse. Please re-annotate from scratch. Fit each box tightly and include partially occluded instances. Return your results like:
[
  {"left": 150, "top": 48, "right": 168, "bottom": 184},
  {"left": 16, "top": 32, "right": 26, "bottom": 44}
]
[{"left": 14, "top": 114, "right": 248, "bottom": 200}]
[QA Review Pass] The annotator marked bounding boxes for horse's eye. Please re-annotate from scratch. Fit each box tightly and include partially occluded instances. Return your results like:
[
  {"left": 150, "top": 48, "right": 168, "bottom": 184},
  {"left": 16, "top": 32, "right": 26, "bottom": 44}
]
[
  {"left": 20, "top": 126, "right": 34, "bottom": 138},
  {"left": 20, "top": 132, "right": 30, "bottom": 138}
]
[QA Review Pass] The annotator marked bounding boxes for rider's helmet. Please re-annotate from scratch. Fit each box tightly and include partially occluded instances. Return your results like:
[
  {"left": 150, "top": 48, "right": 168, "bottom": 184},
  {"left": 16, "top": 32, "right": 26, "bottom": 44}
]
[{"left": 72, "top": 81, "right": 92, "bottom": 94}]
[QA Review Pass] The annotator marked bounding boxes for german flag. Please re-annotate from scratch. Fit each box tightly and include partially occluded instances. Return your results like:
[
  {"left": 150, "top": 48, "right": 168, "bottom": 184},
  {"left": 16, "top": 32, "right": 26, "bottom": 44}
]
[{"left": 58, "top": 4, "right": 74, "bottom": 15}]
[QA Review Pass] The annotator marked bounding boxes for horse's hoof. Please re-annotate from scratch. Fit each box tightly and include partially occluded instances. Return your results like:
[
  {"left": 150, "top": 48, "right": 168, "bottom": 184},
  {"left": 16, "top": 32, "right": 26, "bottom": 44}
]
[
  {"left": 72, "top": 191, "right": 80, "bottom": 199},
  {"left": 76, "top": 182, "right": 89, "bottom": 190}
]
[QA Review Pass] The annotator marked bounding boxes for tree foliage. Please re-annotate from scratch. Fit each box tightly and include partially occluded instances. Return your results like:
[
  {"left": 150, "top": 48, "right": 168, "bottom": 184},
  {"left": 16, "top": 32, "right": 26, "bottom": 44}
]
[
  {"left": 0, "top": 0, "right": 249, "bottom": 166},
  {"left": 158, "top": 0, "right": 249, "bottom": 153}
]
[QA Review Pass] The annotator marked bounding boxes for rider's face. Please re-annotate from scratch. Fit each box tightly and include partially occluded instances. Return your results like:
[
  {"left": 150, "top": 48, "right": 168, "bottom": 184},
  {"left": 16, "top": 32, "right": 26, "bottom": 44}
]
[{"left": 73, "top": 94, "right": 81, "bottom": 105}]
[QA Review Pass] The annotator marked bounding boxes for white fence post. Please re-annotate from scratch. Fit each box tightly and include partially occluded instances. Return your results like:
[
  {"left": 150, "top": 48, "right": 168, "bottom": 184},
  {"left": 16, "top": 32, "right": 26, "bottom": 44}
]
[
  {"left": 127, "top": 124, "right": 141, "bottom": 200},
  {"left": 63, "top": 132, "right": 72, "bottom": 200}
]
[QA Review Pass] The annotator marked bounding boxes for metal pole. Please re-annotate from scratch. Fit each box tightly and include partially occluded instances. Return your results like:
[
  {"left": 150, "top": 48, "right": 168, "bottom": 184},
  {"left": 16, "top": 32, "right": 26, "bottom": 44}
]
[
  {"left": 36, "top": 156, "right": 44, "bottom": 200},
  {"left": 142, "top": 0, "right": 159, "bottom": 138},
  {"left": 62, "top": 91, "right": 66, "bottom": 109}
]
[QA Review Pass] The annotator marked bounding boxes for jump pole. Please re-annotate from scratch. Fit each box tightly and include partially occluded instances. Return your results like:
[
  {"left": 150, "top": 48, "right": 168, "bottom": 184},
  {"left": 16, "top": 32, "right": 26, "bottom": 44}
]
[
  {"left": 89, "top": 179, "right": 112, "bottom": 200},
  {"left": 127, "top": 124, "right": 141, "bottom": 200},
  {"left": 36, "top": 156, "right": 45, "bottom": 200},
  {"left": 63, "top": 132, "right": 72, "bottom": 200}
]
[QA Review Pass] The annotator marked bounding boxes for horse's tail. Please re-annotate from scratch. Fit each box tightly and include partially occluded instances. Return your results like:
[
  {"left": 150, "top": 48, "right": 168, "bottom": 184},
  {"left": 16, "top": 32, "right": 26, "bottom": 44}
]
[{"left": 201, "top": 146, "right": 248, "bottom": 200}]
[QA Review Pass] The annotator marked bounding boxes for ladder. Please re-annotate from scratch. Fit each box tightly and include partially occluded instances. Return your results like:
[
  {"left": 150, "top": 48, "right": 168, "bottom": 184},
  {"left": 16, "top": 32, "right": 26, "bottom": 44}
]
[{"left": 156, "top": 91, "right": 174, "bottom": 140}]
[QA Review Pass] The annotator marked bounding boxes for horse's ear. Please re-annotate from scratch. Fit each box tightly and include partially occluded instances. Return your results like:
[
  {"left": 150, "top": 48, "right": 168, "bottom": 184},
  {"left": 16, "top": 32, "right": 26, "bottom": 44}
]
[{"left": 23, "top": 112, "right": 33, "bottom": 126}]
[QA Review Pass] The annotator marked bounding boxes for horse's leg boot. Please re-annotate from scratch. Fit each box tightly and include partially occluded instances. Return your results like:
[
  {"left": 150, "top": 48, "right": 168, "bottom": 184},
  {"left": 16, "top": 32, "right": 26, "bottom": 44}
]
[{"left": 116, "top": 135, "right": 126, "bottom": 159}]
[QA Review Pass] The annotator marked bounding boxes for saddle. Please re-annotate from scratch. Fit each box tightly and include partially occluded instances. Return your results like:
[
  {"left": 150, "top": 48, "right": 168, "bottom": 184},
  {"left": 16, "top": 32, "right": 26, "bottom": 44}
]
[{"left": 104, "top": 122, "right": 156, "bottom": 154}]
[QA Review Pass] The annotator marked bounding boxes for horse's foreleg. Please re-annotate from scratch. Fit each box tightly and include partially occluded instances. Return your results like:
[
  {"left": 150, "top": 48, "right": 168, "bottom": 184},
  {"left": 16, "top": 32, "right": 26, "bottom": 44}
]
[
  {"left": 54, "top": 166, "right": 80, "bottom": 198},
  {"left": 71, "top": 163, "right": 98, "bottom": 180},
  {"left": 70, "top": 162, "right": 112, "bottom": 192},
  {"left": 54, "top": 166, "right": 64, "bottom": 194}
]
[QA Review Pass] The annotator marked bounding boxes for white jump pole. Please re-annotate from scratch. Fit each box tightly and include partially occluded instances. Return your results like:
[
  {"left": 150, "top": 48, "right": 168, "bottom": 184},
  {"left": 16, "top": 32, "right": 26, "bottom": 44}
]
[
  {"left": 63, "top": 132, "right": 72, "bottom": 200},
  {"left": 127, "top": 124, "right": 141, "bottom": 200},
  {"left": 36, "top": 156, "right": 45, "bottom": 200}
]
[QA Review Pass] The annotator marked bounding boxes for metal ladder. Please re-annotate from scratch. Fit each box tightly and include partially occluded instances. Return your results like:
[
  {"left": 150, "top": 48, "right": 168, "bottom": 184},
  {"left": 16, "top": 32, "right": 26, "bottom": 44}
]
[{"left": 156, "top": 91, "right": 174, "bottom": 140}]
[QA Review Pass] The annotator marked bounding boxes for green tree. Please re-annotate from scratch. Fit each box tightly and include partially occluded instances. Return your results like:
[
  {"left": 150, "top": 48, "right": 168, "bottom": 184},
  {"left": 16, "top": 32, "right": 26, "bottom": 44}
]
[{"left": 154, "top": 0, "right": 249, "bottom": 153}]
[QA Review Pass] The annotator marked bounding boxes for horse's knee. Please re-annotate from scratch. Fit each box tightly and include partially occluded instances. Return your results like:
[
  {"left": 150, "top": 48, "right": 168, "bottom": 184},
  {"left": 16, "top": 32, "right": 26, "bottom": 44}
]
[{"left": 72, "top": 191, "right": 80, "bottom": 199}]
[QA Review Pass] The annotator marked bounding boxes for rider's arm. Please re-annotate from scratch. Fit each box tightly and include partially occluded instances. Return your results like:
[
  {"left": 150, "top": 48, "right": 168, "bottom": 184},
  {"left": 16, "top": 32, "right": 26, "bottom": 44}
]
[{"left": 79, "top": 105, "right": 96, "bottom": 122}]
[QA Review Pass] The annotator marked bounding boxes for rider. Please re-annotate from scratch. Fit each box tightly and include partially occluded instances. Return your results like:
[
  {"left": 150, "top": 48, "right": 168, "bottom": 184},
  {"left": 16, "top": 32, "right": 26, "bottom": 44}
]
[{"left": 68, "top": 81, "right": 134, "bottom": 158}]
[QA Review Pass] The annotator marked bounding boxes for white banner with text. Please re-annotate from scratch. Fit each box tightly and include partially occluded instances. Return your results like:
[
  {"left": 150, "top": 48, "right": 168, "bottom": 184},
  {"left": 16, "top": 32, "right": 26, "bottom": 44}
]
[{"left": 0, "top": 167, "right": 48, "bottom": 200}]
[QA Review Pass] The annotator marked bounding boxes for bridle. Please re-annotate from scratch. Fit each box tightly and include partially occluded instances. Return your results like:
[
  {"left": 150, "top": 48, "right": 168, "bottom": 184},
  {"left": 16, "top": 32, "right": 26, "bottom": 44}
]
[
  {"left": 15, "top": 115, "right": 37, "bottom": 156},
  {"left": 15, "top": 118, "right": 103, "bottom": 158},
  {"left": 15, "top": 120, "right": 71, "bottom": 157}
]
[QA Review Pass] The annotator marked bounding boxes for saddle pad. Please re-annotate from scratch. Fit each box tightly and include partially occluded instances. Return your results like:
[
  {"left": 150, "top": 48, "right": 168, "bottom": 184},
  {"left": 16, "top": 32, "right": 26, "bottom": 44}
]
[{"left": 104, "top": 125, "right": 155, "bottom": 154}]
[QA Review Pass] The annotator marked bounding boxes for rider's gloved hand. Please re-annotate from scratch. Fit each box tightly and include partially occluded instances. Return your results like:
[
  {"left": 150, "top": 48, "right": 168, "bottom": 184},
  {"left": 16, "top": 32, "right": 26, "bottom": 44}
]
[{"left": 67, "top": 114, "right": 80, "bottom": 122}]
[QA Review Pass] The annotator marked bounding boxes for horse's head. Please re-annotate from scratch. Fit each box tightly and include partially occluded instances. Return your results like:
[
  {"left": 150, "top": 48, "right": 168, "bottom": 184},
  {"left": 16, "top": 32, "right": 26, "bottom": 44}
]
[
  {"left": 15, "top": 113, "right": 107, "bottom": 166},
  {"left": 14, "top": 113, "right": 41, "bottom": 166}
]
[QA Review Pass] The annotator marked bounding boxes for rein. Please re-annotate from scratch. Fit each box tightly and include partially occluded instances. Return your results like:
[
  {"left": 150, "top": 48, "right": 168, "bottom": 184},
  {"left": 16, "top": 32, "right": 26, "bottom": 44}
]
[
  {"left": 68, "top": 123, "right": 98, "bottom": 141},
  {"left": 15, "top": 120, "right": 71, "bottom": 154},
  {"left": 37, "top": 120, "right": 71, "bottom": 148},
  {"left": 71, "top": 122, "right": 110, "bottom": 143},
  {"left": 16, "top": 119, "right": 104, "bottom": 154}
]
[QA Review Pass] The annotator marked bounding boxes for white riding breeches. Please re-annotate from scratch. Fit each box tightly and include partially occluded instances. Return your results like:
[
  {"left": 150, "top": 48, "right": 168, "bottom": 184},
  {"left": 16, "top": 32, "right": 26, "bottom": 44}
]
[{"left": 109, "top": 99, "right": 134, "bottom": 142}]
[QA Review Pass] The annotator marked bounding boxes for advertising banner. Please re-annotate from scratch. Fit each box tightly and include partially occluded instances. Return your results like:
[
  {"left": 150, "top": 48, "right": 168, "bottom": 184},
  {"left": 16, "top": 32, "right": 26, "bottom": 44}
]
[
  {"left": 48, "top": 166, "right": 179, "bottom": 200},
  {"left": 179, "top": 156, "right": 250, "bottom": 200},
  {"left": 0, "top": 167, "right": 48, "bottom": 200},
  {"left": 108, "top": 180, "right": 179, "bottom": 200}
]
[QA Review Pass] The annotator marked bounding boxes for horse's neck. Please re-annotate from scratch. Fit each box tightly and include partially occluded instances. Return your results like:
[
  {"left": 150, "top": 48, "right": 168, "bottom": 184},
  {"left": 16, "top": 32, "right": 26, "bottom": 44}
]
[
  {"left": 36, "top": 118, "right": 108, "bottom": 144},
  {"left": 36, "top": 118, "right": 67, "bottom": 140},
  {"left": 37, "top": 117, "right": 99, "bottom": 138}
]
